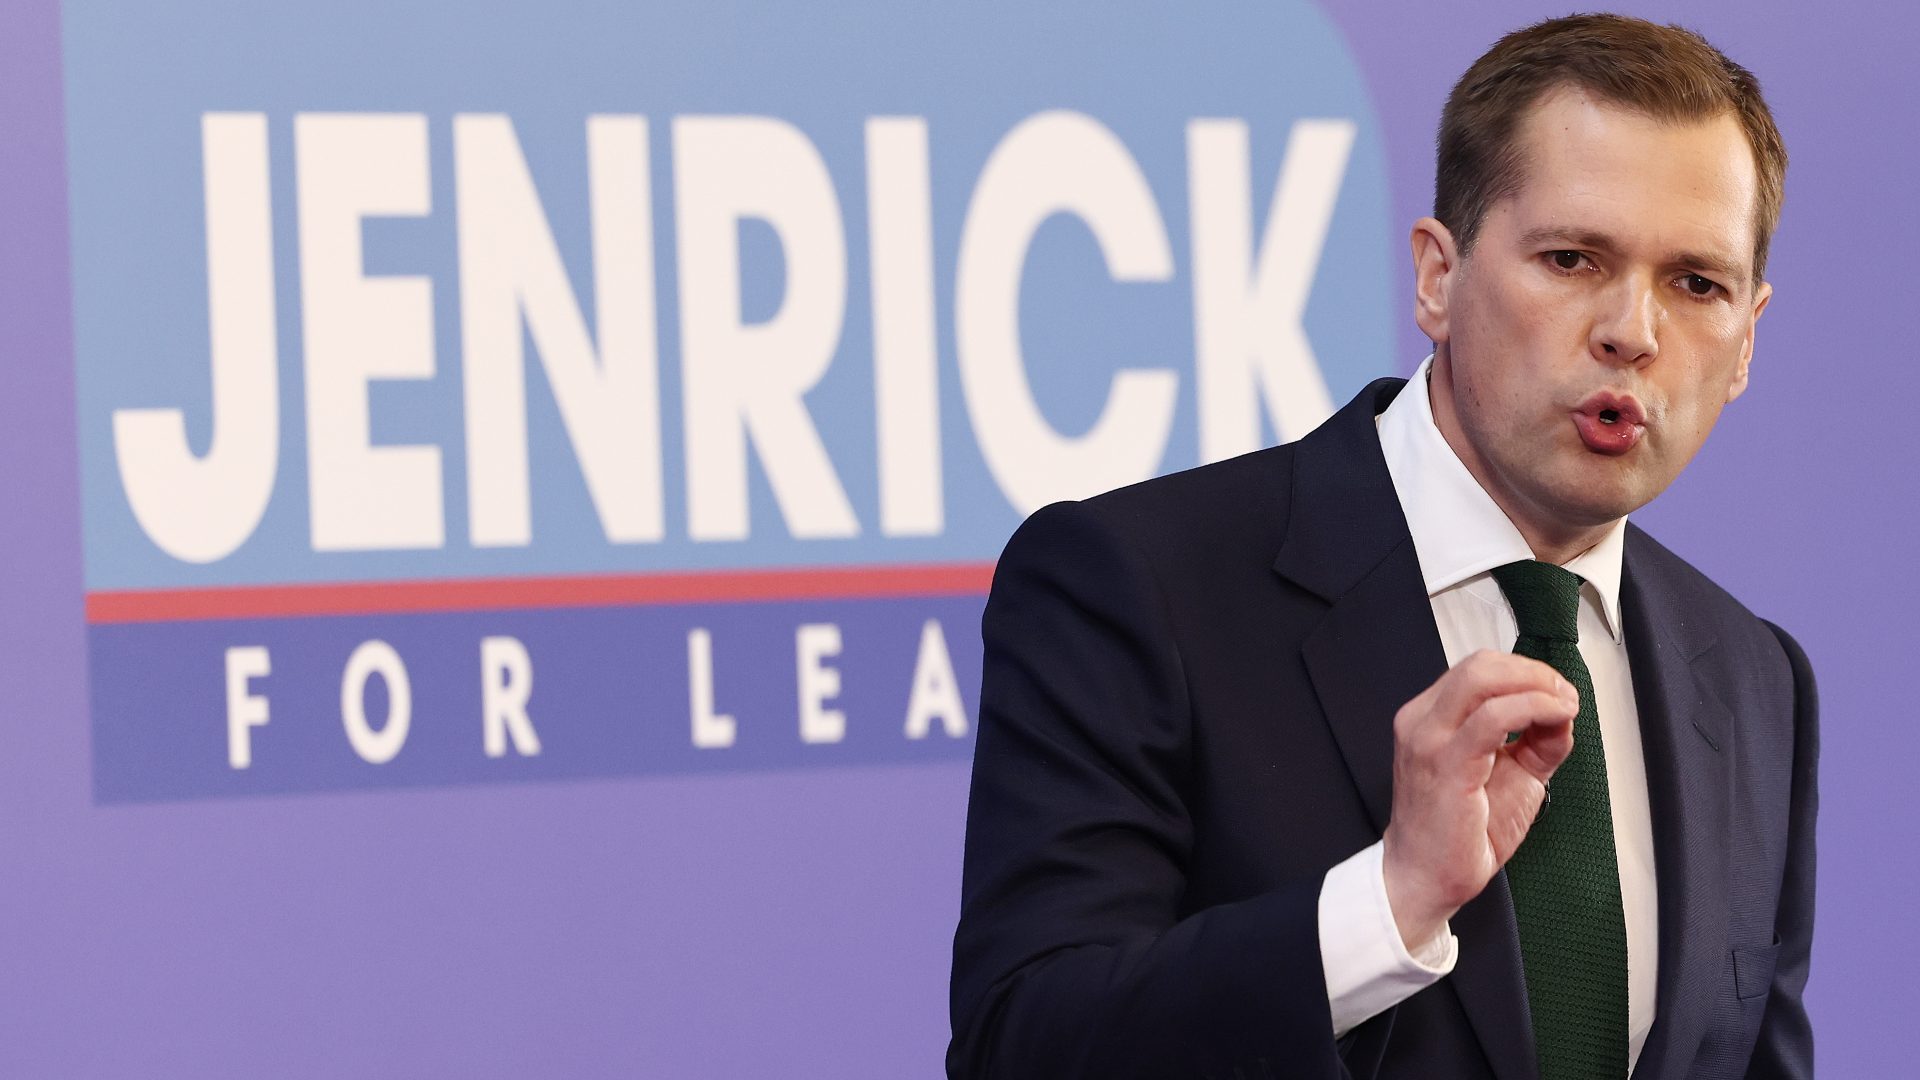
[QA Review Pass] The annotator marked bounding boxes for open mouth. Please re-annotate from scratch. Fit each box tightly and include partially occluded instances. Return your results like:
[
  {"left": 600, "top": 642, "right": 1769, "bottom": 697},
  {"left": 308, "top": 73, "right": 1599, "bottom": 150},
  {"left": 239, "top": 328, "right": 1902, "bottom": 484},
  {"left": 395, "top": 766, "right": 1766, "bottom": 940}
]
[{"left": 1573, "top": 396, "right": 1644, "bottom": 455}]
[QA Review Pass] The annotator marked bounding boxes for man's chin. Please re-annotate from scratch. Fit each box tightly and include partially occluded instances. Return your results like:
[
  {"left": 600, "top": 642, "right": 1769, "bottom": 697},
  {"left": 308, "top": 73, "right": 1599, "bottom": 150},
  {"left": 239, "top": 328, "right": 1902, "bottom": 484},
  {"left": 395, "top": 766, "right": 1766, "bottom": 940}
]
[{"left": 1537, "top": 478, "right": 1655, "bottom": 531}]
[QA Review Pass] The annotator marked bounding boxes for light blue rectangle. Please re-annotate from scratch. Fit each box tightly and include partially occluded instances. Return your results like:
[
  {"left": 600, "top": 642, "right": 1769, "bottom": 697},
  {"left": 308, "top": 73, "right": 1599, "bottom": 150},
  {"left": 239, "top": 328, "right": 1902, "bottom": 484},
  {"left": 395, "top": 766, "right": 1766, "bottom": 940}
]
[{"left": 67, "top": 0, "right": 1395, "bottom": 589}]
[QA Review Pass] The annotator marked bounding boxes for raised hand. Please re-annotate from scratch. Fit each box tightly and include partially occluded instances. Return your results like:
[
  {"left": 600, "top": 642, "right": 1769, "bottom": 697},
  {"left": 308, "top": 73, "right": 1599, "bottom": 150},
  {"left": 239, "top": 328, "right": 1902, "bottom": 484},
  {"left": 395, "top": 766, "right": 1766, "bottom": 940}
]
[{"left": 1380, "top": 650, "right": 1579, "bottom": 950}]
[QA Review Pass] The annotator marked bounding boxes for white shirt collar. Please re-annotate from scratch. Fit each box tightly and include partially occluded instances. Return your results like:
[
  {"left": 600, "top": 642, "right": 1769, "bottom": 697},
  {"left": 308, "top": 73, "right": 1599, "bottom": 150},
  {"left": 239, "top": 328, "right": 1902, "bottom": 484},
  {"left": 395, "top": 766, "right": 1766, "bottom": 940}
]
[{"left": 1375, "top": 356, "right": 1627, "bottom": 644}]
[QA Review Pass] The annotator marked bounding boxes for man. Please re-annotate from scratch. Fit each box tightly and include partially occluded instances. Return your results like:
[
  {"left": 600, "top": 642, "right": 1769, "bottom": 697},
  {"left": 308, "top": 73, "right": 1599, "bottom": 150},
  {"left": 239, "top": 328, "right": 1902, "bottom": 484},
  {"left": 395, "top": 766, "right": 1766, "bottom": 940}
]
[{"left": 948, "top": 14, "right": 1814, "bottom": 1080}]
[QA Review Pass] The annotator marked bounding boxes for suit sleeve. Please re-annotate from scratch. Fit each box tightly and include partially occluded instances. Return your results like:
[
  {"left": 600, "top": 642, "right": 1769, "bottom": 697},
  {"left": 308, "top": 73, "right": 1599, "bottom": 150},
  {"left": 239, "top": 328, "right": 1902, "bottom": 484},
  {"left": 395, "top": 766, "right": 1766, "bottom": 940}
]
[
  {"left": 1746, "top": 621, "right": 1819, "bottom": 1079},
  {"left": 947, "top": 501, "right": 1351, "bottom": 1080}
]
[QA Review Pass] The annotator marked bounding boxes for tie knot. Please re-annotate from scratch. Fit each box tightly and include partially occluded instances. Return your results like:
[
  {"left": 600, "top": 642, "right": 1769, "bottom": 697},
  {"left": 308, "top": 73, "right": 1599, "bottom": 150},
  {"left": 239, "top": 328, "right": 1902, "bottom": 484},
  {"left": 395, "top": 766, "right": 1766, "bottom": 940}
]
[{"left": 1491, "top": 560, "right": 1584, "bottom": 643}]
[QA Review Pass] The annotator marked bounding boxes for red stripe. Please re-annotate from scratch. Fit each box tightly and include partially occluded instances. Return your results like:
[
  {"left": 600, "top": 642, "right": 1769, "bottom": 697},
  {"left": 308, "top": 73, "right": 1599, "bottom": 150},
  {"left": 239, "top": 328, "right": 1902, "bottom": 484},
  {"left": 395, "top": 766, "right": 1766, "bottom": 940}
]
[{"left": 85, "top": 562, "right": 997, "bottom": 624}]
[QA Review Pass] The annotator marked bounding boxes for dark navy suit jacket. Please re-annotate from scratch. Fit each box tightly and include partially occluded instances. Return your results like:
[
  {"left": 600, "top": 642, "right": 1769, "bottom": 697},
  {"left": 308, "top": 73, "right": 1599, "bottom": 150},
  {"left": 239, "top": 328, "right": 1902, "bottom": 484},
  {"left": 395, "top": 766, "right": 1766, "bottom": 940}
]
[{"left": 948, "top": 379, "right": 1816, "bottom": 1079}]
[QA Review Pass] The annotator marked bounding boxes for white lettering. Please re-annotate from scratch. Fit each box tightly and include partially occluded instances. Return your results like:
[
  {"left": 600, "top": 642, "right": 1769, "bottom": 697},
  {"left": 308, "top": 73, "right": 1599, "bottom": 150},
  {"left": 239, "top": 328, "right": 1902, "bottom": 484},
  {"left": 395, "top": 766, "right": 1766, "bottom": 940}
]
[
  {"left": 955, "top": 109, "right": 1178, "bottom": 514},
  {"left": 340, "top": 638, "right": 412, "bottom": 764},
  {"left": 296, "top": 112, "right": 444, "bottom": 551},
  {"left": 673, "top": 116, "right": 859, "bottom": 541},
  {"left": 1188, "top": 118, "right": 1353, "bottom": 459},
  {"left": 113, "top": 113, "right": 278, "bottom": 563},
  {"left": 866, "top": 116, "right": 943, "bottom": 537},
  {"left": 456, "top": 114, "right": 664, "bottom": 547},
  {"left": 903, "top": 619, "right": 968, "bottom": 739},
  {"left": 224, "top": 645, "right": 272, "bottom": 768},
  {"left": 480, "top": 635, "right": 541, "bottom": 758},
  {"left": 687, "top": 628, "right": 735, "bottom": 749},
  {"left": 796, "top": 622, "right": 845, "bottom": 744}
]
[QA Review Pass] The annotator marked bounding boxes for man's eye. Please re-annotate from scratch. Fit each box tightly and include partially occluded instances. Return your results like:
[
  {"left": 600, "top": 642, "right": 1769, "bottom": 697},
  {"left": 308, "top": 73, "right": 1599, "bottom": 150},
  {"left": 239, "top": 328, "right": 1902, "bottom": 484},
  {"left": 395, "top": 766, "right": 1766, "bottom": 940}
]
[
  {"left": 1550, "top": 250, "right": 1584, "bottom": 271},
  {"left": 1683, "top": 274, "right": 1718, "bottom": 297}
]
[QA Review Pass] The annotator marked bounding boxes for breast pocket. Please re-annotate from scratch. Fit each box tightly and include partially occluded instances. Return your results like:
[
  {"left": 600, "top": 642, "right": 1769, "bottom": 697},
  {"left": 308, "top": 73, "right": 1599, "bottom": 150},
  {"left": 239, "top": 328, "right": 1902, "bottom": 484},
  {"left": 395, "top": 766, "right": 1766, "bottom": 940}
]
[
  {"left": 1693, "top": 938, "right": 1783, "bottom": 1072},
  {"left": 1732, "top": 938, "right": 1781, "bottom": 1001}
]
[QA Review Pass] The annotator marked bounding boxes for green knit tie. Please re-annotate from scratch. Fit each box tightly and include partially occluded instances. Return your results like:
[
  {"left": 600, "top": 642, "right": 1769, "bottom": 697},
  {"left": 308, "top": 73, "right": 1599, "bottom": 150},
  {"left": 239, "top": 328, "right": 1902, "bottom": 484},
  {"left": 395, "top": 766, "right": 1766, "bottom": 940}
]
[{"left": 1491, "top": 560, "right": 1628, "bottom": 1080}]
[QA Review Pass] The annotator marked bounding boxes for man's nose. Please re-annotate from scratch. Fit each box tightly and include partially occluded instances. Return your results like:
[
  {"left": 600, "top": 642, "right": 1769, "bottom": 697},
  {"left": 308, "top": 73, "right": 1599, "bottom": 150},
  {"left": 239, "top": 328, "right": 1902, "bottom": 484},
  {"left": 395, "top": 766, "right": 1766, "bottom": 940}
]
[{"left": 1590, "top": 274, "right": 1660, "bottom": 366}]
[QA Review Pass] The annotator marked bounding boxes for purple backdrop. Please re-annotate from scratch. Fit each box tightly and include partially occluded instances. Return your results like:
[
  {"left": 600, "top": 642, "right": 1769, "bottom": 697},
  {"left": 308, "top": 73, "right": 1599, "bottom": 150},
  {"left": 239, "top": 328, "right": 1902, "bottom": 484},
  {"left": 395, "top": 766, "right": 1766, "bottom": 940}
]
[{"left": 1, "top": 0, "right": 1907, "bottom": 1075}]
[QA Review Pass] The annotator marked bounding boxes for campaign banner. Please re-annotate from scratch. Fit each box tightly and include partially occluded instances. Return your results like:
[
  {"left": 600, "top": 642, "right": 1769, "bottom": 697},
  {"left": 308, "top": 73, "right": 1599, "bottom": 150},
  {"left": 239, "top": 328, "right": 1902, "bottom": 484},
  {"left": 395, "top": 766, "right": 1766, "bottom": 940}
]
[{"left": 66, "top": 0, "right": 1394, "bottom": 801}]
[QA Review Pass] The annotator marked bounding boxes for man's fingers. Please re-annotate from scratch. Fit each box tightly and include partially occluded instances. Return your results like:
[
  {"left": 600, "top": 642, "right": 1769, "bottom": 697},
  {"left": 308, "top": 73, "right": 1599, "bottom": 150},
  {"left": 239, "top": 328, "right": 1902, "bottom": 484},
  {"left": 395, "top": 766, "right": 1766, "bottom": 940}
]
[
  {"left": 1485, "top": 755, "right": 1551, "bottom": 859},
  {"left": 1429, "top": 650, "right": 1576, "bottom": 731},
  {"left": 1456, "top": 688, "right": 1579, "bottom": 756},
  {"left": 1507, "top": 717, "right": 1574, "bottom": 782}
]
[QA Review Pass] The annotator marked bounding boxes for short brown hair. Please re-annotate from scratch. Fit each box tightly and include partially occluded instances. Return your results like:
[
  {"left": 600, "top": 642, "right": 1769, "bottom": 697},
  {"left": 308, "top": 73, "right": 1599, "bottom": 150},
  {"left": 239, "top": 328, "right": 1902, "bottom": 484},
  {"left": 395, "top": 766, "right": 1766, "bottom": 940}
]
[{"left": 1436, "top": 13, "right": 1787, "bottom": 280}]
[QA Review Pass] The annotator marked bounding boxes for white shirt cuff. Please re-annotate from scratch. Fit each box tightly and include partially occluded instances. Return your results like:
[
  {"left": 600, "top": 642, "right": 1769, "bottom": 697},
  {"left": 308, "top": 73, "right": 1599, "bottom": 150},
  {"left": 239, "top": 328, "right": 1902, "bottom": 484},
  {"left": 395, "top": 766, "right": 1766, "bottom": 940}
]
[{"left": 1318, "top": 839, "right": 1458, "bottom": 1037}]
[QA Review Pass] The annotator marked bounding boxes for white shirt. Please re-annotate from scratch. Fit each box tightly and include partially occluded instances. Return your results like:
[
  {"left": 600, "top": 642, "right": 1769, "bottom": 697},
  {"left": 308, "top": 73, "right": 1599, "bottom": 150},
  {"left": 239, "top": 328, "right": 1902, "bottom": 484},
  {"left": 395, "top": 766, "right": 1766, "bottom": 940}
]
[{"left": 1316, "top": 357, "right": 1658, "bottom": 1070}]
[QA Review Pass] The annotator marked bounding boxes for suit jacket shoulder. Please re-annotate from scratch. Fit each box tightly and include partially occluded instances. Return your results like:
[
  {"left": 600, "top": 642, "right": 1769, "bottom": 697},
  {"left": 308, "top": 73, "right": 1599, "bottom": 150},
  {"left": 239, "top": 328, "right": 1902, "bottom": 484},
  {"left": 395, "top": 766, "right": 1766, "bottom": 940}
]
[
  {"left": 1073, "top": 442, "right": 1298, "bottom": 574},
  {"left": 1623, "top": 521, "right": 1804, "bottom": 681}
]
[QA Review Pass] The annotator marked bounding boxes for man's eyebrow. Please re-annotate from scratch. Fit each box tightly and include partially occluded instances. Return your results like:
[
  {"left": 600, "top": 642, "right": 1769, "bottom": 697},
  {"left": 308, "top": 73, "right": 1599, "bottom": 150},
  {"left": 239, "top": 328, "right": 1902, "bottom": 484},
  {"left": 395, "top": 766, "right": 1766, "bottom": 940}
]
[
  {"left": 1516, "top": 227, "right": 1750, "bottom": 288},
  {"left": 1667, "top": 249, "right": 1750, "bottom": 287},
  {"left": 1519, "top": 226, "right": 1616, "bottom": 251}
]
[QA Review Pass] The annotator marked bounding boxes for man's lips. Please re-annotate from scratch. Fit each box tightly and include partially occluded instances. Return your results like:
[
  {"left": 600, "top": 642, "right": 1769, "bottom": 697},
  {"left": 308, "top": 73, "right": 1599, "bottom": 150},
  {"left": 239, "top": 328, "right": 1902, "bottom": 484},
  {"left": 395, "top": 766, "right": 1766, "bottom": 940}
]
[{"left": 1572, "top": 392, "right": 1646, "bottom": 455}]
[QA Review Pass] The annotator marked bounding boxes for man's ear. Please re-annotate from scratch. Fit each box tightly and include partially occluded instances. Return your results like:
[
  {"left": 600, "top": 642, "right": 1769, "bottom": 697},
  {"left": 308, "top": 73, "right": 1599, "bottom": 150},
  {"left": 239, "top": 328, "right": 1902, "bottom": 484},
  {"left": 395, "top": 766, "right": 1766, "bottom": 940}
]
[
  {"left": 1728, "top": 279, "right": 1771, "bottom": 403},
  {"left": 1411, "top": 217, "right": 1460, "bottom": 344}
]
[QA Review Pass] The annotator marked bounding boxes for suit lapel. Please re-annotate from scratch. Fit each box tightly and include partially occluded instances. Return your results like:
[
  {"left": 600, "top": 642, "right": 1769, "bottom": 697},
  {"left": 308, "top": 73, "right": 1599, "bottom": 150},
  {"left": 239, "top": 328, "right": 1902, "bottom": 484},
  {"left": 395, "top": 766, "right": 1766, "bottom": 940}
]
[
  {"left": 1275, "top": 380, "right": 1438, "bottom": 836},
  {"left": 1621, "top": 533, "right": 1733, "bottom": 1079},
  {"left": 1296, "top": 539, "right": 1440, "bottom": 833},
  {"left": 1275, "top": 379, "right": 1538, "bottom": 1080}
]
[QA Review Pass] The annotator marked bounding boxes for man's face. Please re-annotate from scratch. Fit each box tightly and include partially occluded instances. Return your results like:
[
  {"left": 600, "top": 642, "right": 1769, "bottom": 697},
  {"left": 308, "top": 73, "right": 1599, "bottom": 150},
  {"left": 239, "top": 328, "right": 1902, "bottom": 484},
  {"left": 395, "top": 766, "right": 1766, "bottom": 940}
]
[{"left": 1416, "top": 88, "right": 1772, "bottom": 541}]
